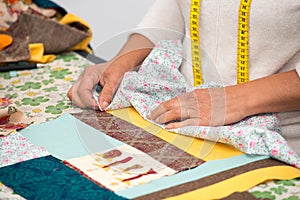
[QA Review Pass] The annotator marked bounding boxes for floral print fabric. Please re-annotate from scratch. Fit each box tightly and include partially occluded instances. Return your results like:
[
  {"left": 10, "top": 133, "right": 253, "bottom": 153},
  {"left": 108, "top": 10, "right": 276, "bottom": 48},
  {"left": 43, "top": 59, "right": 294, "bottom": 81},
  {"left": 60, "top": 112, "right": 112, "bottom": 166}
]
[
  {"left": 0, "top": 53, "right": 86, "bottom": 125},
  {"left": 107, "top": 40, "right": 300, "bottom": 168},
  {"left": 0, "top": 132, "right": 49, "bottom": 167}
]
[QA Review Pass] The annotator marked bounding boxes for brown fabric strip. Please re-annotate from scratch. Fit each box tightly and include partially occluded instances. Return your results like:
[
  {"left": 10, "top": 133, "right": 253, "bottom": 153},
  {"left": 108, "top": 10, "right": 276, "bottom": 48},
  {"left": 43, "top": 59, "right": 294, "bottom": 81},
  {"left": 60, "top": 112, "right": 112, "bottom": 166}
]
[
  {"left": 134, "top": 158, "right": 285, "bottom": 200},
  {"left": 222, "top": 191, "right": 262, "bottom": 200},
  {"left": 72, "top": 110, "right": 204, "bottom": 172}
]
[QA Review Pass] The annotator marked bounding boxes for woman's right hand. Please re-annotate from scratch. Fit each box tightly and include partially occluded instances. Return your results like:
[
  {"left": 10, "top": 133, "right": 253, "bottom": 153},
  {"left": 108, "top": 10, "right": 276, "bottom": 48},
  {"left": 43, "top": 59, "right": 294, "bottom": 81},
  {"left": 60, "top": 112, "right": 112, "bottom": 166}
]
[
  {"left": 67, "top": 61, "right": 126, "bottom": 110},
  {"left": 67, "top": 34, "right": 154, "bottom": 110}
]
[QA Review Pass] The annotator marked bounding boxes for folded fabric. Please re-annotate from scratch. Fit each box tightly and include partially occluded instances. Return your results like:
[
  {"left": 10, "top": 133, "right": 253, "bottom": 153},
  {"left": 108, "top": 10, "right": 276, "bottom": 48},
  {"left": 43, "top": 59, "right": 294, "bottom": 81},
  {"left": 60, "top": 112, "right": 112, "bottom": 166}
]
[
  {"left": 60, "top": 13, "right": 93, "bottom": 54},
  {"left": 0, "top": 97, "right": 32, "bottom": 136},
  {"left": 106, "top": 40, "right": 300, "bottom": 168},
  {"left": 0, "top": 0, "right": 60, "bottom": 30},
  {"left": 0, "top": 10, "right": 91, "bottom": 63}
]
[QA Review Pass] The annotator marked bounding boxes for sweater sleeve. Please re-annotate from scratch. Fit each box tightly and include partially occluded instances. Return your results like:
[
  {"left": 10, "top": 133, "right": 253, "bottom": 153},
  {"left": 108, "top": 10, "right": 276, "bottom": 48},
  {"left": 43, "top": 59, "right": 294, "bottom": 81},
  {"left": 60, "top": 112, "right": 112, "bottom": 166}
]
[{"left": 132, "top": 0, "right": 185, "bottom": 45}]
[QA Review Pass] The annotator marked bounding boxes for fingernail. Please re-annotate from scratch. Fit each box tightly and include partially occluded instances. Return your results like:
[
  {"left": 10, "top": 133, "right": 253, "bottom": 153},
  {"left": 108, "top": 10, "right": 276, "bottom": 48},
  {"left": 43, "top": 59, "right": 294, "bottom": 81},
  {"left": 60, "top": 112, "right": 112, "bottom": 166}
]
[
  {"left": 165, "top": 124, "right": 172, "bottom": 129},
  {"left": 102, "top": 101, "right": 109, "bottom": 109}
]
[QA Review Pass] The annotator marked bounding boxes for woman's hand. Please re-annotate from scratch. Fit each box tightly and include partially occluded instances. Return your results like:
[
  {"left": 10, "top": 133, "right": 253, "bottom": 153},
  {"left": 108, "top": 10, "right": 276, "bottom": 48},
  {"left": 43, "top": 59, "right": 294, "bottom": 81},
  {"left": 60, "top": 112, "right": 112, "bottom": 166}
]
[
  {"left": 67, "top": 61, "right": 125, "bottom": 110},
  {"left": 149, "top": 87, "right": 245, "bottom": 129},
  {"left": 149, "top": 70, "right": 300, "bottom": 129},
  {"left": 67, "top": 34, "right": 154, "bottom": 110}
]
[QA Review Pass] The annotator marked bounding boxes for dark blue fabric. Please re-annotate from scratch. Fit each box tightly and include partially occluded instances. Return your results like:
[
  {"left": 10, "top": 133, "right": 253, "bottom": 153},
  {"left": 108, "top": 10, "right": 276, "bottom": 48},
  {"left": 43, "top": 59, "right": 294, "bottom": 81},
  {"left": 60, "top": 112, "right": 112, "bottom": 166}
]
[{"left": 0, "top": 156, "right": 127, "bottom": 200}]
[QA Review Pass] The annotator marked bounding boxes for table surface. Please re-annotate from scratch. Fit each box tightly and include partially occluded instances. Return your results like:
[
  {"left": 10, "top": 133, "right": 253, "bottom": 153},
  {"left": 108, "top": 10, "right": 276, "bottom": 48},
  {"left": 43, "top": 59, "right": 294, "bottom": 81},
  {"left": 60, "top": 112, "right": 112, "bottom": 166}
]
[{"left": 0, "top": 52, "right": 299, "bottom": 200}]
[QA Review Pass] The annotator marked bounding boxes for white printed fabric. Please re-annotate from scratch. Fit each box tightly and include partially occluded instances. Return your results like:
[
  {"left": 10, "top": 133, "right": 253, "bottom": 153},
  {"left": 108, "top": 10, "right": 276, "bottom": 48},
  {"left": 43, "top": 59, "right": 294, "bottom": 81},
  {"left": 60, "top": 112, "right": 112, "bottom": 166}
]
[{"left": 106, "top": 40, "right": 300, "bottom": 168}]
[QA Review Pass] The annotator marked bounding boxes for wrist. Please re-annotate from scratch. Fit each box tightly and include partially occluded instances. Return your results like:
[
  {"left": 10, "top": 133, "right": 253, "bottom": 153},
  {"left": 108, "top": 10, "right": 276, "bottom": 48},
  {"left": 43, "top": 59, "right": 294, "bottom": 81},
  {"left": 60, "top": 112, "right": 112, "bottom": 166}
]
[{"left": 225, "top": 84, "right": 249, "bottom": 123}]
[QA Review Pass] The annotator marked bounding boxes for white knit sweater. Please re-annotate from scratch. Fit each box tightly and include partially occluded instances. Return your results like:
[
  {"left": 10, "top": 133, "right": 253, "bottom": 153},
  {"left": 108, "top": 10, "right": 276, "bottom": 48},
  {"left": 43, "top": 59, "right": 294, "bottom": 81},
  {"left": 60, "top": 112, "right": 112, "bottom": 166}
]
[{"left": 133, "top": 0, "right": 300, "bottom": 154}]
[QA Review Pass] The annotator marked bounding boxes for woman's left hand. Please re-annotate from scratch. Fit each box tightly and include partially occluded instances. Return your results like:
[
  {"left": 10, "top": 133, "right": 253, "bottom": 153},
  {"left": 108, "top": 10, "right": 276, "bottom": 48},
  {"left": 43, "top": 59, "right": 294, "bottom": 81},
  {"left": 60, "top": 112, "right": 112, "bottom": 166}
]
[
  {"left": 149, "top": 87, "right": 244, "bottom": 129},
  {"left": 149, "top": 70, "right": 300, "bottom": 129}
]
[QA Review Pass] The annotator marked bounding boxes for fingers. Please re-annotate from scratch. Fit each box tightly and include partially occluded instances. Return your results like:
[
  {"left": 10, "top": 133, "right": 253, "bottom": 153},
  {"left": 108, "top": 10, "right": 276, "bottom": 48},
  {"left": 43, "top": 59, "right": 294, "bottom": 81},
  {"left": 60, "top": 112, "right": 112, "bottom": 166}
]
[
  {"left": 98, "top": 82, "right": 118, "bottom": 110},
  {"left": 165, "top": 118, "right": 200, "bottom": 129},
  {"left": 69, "top": 83, "right": 97, "bottom": 109},
  {"left": 77, "top": 72, "right": 99, "bottom": 108},
  {"left": 149, "top": 97, "right": 201, "bottom": 129},
  {"left": 68, "top": 66, "right": 101, "bottom": 109},
  {"left": 67, "top": 79, "right": 92, "bottom": 108},
  {"left": 149, "top": 97, "right": 193, "bottom": 124},
  {"left": 149, "top": 91, "right": 208, "bottom": 128},
  {"left": 68, "top": 62, "right": 123, "bottom": 110}
]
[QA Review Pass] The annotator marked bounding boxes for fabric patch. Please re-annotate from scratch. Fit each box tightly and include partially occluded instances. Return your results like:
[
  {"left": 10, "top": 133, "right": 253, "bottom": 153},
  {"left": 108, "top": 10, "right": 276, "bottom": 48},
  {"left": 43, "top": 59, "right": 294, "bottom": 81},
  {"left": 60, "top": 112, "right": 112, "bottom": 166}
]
[
  {"left": 0, "top": 10, "right": 90, "bottom": 62},
  {"left": 222, "top": 192, "right": 259, "bottom": 200},
  {"left": 0, "top": 52, "right": 89, "bottom": 125},
  {"left": 164, "top": 166, "right": 300, "bottom": 200},
  {"left": 20, "top": 114, "right": 123, "bottom": 160},
  {"left": 0, "top": 132, "right": 49, "bottom": 167},
  {"left": 249, "top": 178, "right": 300, "bottom": 200},
  {"left": 0, "top": 23, "right": 30, "bottom": 62},
  {"left": 9, "top": 12, "right": 88, "bottom": 54},
  {"left": 0, "top": 155, "right": 126, "bottom": 200},
  {"left": 73, "top": 110, "right": 204, "bottom": 172},
  {"left": 115, "top": 154, "right": 269, "bottom": 199},
  {"left": 133, "top": 159, "right": 286, "bottom": 200},
  {"left": 105, "top": 40, "right": 300, "bottom": 168},
  {"left": 66, "top": 144, "right": 177, "bottom": 191}
]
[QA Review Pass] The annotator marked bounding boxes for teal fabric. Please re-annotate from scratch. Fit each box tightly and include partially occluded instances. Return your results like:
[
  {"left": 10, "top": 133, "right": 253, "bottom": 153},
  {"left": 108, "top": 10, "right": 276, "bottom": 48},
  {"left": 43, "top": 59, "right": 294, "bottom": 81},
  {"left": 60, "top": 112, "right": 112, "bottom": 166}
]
[{"left": 0, "top": 155, "right": 126, "bottom": 200}]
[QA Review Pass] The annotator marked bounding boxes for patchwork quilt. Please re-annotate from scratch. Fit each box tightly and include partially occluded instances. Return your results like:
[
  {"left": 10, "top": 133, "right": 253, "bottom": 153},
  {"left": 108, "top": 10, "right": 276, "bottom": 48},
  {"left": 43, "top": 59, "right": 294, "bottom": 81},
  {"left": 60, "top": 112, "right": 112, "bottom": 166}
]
[{"left": 0, "top": 50, "right": 299, "bottom": 200}]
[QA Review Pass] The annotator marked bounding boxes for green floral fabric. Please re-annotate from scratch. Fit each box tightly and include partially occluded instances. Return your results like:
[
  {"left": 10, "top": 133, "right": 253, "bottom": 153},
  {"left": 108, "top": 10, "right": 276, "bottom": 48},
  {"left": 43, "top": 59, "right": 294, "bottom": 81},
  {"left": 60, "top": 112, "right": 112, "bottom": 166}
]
[
  {"left": 0, "top": 52, "right": 86, "bottom": 124},
  {"left": 249, "top": 179, "right": 300, "bottom": 200}
]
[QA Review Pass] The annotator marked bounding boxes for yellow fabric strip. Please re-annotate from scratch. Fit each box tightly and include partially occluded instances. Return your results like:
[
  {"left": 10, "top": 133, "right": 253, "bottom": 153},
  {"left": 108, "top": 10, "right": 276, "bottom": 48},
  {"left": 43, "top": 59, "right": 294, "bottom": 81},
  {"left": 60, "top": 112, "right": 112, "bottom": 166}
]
[
  {"left": 28, "top": 43, "right": 56, "bottom": 63},
  {"left": 108, "top": 107, "right": 243, "bottom": 161},
  {"left": 166, "top": 166, "right": 300, "bottom": 200},
  {"left": 59, "top": 13, "right": 93, "bottom": 54}
]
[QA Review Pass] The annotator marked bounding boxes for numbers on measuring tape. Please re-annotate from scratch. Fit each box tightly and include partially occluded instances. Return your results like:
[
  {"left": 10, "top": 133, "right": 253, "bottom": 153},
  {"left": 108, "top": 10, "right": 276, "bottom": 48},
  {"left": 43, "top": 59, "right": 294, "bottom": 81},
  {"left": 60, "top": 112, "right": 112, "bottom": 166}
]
[{"left": 190, "top": 0, "right": 251, "bottom": 85}]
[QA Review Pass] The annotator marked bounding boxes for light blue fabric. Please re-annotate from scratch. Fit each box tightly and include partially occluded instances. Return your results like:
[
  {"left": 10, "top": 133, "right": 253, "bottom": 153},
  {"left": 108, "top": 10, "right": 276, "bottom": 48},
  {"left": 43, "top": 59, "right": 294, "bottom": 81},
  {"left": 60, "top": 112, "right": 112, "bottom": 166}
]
[{"left": 20, "top": 113, "right": 124, "bottom": 160}]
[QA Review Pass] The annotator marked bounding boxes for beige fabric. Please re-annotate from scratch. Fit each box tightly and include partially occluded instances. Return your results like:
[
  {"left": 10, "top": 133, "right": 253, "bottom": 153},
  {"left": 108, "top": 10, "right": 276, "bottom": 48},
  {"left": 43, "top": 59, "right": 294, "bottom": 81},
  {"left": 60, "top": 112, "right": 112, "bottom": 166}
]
[{"left": 133, "top": 0, "right": 300, "bottom": 155}]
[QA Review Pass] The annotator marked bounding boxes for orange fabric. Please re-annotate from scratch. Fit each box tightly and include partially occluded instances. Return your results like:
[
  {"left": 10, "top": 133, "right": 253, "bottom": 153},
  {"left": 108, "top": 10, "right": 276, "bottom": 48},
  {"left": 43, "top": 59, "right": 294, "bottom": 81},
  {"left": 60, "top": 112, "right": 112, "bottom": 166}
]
[{"left": 0, "top": 34, "right": 13, "bottom": 51}]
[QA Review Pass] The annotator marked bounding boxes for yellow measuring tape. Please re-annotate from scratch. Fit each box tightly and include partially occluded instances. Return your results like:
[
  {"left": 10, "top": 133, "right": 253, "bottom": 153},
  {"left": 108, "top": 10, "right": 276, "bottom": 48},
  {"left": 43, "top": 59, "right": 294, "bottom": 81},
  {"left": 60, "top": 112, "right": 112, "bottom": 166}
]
[
  {"left": 190, "top": 0, "right": 252, "bottom": 86},
  {"left": 237, "top": 0, "right": 251, "bottom": 83},
  {"left": 190, "top": 0, "right": 202, "bottom": 86}
]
